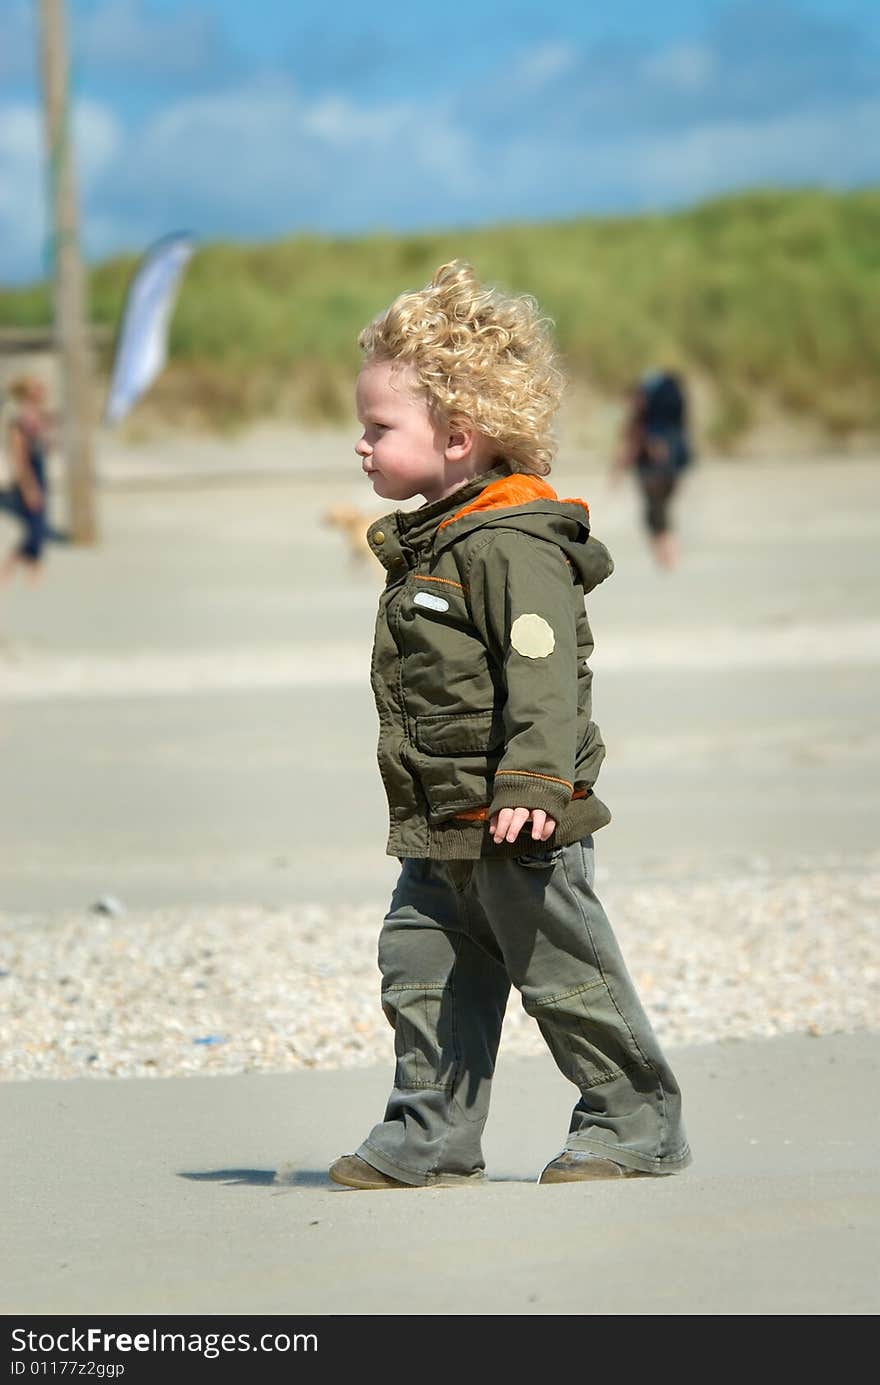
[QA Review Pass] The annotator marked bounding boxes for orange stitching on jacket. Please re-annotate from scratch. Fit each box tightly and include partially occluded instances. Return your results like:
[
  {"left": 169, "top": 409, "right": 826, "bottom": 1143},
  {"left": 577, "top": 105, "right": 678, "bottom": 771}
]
[
  {"left": 494, "top": 769, "right": 574, "bottom": 790},
  {"left": 453, "top": 787, "right": 589, "bottom": 822},
  {"left": 415, "top": 574, "right": 466, "bottom": 591}
]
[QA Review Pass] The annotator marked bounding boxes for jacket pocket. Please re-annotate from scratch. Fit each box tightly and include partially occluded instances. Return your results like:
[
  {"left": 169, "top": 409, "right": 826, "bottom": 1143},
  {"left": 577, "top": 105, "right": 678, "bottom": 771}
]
[
  {"left": 414, "top": 709, "right": 504, "bottom": 756},
  {"left": 409, "top": 710, "right": 504, "bottom": 819}
]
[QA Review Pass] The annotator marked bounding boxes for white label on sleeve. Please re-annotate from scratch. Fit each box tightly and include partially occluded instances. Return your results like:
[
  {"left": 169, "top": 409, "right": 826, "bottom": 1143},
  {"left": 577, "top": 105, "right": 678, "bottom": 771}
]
[
  {"left": 510, "top": 612, "right": 555, "bottom": 658},
  {"left": 413, "top": 590, "right": 449, "bottom": 612}
]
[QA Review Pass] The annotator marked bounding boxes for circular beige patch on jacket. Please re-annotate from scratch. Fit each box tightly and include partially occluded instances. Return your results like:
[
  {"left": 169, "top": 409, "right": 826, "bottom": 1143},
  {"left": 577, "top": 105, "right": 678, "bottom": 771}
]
[{"left": 510, "top": 612, "right": 555, "bottom": 658}]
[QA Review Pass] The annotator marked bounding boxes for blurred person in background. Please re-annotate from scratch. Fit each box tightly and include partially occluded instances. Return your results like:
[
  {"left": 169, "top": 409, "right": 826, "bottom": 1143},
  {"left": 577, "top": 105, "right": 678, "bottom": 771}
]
[
  {"left": 613, "top": 370, "right": 693, "bottom": 570},
  {"left": 1, "top": 375, "right": 54, "bottom": 589}
]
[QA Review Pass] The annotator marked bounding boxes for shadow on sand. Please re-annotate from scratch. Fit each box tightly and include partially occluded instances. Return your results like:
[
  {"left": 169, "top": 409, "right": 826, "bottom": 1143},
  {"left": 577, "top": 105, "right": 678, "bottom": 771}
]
[
  {"left": 178, "top": 1167, "right": 528, "bottom": 1190},
  {"left": 178, "top": 1167, "right": 330, "bottom": 1189}
]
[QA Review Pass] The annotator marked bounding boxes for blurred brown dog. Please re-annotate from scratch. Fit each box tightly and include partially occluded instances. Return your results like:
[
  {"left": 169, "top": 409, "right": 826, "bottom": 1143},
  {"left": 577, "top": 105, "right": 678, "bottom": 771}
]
[{"left": 322, "top": 504, "right": 377, "bottom": 564}]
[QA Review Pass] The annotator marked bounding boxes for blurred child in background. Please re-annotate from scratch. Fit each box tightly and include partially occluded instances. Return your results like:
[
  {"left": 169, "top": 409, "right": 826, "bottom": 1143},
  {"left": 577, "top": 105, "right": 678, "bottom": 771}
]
[
  {"left": 614, "top": 370, "right": 693, "bottom": 570},
  {"left": 2, "top": 375, "right": 54, "bottom": 589}
]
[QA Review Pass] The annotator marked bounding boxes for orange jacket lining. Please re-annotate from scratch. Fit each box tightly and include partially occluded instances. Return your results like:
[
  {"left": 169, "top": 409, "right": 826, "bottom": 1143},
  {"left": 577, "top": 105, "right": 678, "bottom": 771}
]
[{"left": 437, "top": 472, "right": 590, "bottom": 532}]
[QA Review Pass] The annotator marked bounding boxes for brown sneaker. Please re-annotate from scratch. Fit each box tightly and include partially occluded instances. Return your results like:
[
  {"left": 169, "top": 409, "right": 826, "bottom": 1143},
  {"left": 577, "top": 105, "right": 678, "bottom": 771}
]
[
  {"left": 537, "top": 1151, "right": 653, "bottom": 1184},
  {"left": 329, "top": 1154, "right": 414, "bottom": 1189},
  {"left": 329, "top": 1154, "right": 486, "bottom": 1190}
]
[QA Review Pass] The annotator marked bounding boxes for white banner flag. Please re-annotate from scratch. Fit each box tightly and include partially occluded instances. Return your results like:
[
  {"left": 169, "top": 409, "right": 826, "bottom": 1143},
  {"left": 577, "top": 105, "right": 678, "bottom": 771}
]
[{"left": 105, "top": 232, "right": 196, "bottom": 424}]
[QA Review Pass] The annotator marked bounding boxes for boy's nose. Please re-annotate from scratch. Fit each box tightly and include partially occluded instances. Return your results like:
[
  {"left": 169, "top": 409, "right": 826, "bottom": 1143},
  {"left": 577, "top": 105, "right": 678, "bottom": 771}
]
[{"left": 355, "top": 437, "right": 370, "bottom": 457}]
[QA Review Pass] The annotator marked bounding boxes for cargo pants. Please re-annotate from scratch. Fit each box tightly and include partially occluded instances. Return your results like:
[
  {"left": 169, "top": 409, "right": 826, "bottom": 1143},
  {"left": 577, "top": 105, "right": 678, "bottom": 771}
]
[{"left": 357, "top": 837, "right": 692, "bottom": 1185}]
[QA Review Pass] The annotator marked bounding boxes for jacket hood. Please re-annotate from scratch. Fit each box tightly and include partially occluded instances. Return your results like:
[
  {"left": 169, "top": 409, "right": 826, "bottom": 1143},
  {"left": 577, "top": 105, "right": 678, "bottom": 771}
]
[{"left": 433, "top": 470, "right": 614, "bottom": 593}]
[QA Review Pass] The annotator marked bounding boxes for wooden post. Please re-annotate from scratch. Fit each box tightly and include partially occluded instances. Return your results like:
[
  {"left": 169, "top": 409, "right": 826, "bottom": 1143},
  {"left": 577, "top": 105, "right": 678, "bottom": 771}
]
[{"left": 37, "top": 0, "right": 98, "bottom": 544}]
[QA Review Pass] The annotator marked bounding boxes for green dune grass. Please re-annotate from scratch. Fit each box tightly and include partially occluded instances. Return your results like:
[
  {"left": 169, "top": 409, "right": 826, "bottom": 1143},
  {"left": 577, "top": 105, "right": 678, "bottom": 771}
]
[{"left": 2, "top": 187, "right": 878, "bottom": 446}]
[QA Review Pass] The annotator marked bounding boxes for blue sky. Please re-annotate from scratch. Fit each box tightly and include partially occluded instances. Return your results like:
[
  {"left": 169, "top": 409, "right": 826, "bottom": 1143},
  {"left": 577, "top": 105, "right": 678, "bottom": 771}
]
[{"left": 1, "top": 0, "right": 878, "bottom": 282}]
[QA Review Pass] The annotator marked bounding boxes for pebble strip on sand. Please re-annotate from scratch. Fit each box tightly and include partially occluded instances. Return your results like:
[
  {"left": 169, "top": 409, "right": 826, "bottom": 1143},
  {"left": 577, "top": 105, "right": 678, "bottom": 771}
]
[{"left": 1, "top": 864, "right": 877, "bottom": 1081}]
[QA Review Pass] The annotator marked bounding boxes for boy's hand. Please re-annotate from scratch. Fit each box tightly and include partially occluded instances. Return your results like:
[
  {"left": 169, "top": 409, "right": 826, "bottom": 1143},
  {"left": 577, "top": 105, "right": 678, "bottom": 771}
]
[{"left": 489, "top": 807, "right": 557, "bottom": 845}]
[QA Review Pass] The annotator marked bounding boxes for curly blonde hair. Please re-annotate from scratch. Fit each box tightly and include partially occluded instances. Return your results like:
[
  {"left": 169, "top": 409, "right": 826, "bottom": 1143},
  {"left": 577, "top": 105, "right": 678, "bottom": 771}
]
[{"left": 358, "top": 260, "right": 565, "bottom": 475}]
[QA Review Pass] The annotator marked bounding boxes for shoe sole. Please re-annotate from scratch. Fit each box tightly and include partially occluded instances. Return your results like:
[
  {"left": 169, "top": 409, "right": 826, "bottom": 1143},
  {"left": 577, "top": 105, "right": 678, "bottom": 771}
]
[
  {"left": 329, "top": 1167, "right": 413, "bottom": 1190},
  {"left": 537, "top": 1166, "right": 652, "bottom": 1183},
  {"left": 329, "top": 1165, "right": 487, "bottom": 1191},
  {"left": 536, "top": 1154, "right": 655, "bottom": 1184}
]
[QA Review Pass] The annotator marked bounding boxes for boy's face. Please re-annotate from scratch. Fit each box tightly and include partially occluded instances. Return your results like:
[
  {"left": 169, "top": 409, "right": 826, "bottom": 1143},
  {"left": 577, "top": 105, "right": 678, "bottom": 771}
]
[{"left": 355, "top": 360, "right": 454, "bottom": 504}]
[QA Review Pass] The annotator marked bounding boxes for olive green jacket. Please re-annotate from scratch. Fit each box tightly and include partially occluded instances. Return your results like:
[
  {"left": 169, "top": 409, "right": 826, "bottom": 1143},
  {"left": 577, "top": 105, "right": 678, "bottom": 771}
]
[{"left": 366, "top": 463, "right": 615, "bottom": 859}]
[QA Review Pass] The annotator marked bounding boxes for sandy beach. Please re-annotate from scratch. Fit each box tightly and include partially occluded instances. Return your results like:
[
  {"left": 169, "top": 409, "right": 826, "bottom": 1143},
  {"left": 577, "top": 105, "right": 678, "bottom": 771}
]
[{"left": 1, "top": 434, "right": 878, "bottom": 1314}]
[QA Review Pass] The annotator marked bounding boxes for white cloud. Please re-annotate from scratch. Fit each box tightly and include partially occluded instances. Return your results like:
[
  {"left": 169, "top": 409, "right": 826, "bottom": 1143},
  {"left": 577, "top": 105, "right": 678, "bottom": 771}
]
[
  {"left": 133, "top": 86, "right": 321, "bottom": 204},
  {"left": 0, "top": 78, "right": 481, "bottom": 275},
  {"left": 608, "top": 98, "right": 879, "bottom": 202},
  {"left": 303, "top": 97, "right": 413, "bottom": 148},
  {"left": 1, "top": 60, "right": 878, "bottom": 283},
  {"left": 77, "top": 0, "right": 235, "bottom": 79},
  {"left": 0, "top": 99, "right": 122, "bottom": 279},
  {"left": 489, "top": 96, "right": 880, "bottom": 211},
  {"left": 73, "top": 102, "right": 124, "bottom": 187},
  {"left": 643, "top": 43, "right": 715, "bottom": 93},
  {"left": 110, "top": 80, "right": 479, "bottom": 229},
  {"left": 0, "top": 106, "right": 43, "bottom": 269},
  {"left": 0, "top": 0, "right": 36, "bottom": 82},
  {"left": 514, "top": 41, "right": 579, "bottom": 88},
  {"left": 640, "top": 98, "right": 880, "bottom": 193}
]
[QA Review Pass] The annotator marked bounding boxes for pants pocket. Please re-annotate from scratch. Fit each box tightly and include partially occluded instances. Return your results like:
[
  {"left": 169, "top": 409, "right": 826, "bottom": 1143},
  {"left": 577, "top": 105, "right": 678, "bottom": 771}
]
[{"left": 381, "top": 981, "right": 457, "bottom": 1091}]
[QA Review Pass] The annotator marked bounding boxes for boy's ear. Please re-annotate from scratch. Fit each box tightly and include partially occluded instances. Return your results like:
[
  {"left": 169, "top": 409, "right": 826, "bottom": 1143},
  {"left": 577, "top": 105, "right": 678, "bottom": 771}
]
[{"left": 445, "top": 425, "right": 473, "bottom": 462}]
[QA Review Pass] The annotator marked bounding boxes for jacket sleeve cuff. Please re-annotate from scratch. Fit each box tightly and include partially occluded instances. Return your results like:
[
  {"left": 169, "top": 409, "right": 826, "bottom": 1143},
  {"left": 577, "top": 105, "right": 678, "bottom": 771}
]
[{"left": 488, "top": 771, "right": 573, "bottom": 820}]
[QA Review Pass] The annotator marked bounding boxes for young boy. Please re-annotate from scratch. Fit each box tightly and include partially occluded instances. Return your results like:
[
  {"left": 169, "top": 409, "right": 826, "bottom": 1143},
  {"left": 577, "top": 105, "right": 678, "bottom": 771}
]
[{"left": 330, "top": 261, "right": 691, "bottom": 1188}]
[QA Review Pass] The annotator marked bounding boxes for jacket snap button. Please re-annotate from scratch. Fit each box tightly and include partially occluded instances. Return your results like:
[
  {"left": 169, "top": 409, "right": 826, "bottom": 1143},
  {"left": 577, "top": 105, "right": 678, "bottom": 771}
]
[{"left": 373, "top": 530, "right": 386, "bottom": 544}]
